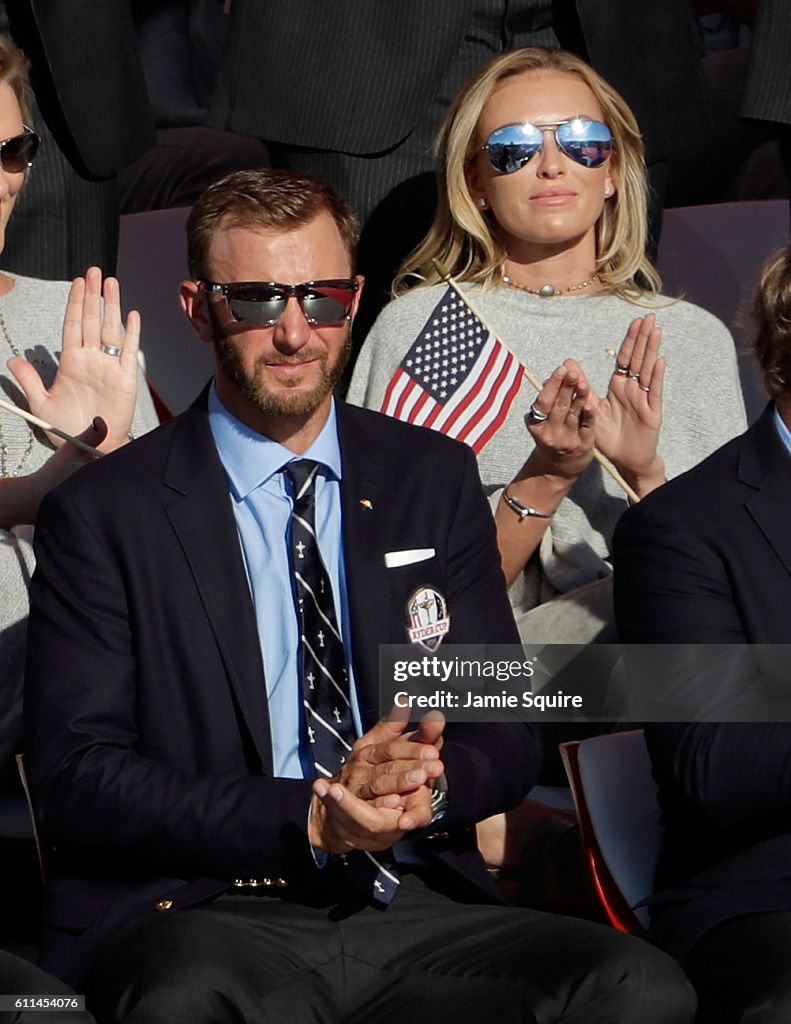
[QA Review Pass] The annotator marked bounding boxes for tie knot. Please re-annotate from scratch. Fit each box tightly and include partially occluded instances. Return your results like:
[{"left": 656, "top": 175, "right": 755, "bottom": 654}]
[{"left": 286, "top": 459, "right": 320, "bottom": 500}]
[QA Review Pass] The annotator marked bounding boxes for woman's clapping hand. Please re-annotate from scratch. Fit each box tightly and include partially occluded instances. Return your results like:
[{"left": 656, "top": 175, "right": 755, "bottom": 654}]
[{"left": 7, "top": 267, "right": 140, "bottom": 453}]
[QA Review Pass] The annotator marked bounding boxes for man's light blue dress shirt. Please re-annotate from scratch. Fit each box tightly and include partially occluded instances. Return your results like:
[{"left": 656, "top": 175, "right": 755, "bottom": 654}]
[
  {"left": 773, "top": 404, "right": 791, "bottom": 458},
  {"left": 208, "top": 385, "right": 361, "bottom": 778}
]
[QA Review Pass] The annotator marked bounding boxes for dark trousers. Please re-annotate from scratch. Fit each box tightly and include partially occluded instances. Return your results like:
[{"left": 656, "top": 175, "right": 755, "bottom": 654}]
[
  {"left": 87, "top": 873, "right": 695, "bottom": 1023},
  {"left": 683, "top": 910, "right": 791, "bottom": 1024}
]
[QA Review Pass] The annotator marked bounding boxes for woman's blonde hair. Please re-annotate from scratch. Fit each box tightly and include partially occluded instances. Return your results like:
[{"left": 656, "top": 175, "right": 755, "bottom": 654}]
[
  {"left": 394, "top": 47, "right": 660, "bottom": 298},
  {"left": 751, "top": 244, "right": 791, "bottom": 399},
  {"left": 0, "top": 35, "right": 33, "bottom": 124}
]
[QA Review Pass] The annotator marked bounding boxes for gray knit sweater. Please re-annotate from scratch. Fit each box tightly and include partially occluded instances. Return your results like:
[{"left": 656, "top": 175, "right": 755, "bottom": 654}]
[
  {"left": 0, "top": 273, "right": 159, "bottom": 744},
  {"left": 348, "top": 284, "right": 746, "bottom": 625}
]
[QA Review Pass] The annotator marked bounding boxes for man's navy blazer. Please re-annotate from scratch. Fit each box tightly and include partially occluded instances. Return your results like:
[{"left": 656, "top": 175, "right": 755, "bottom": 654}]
[
  {"left": 25, "top": 395, "right": 539, "bottom": 985},
  {"left": 614, "top": 403, "right": 791, "bottom": 961}
]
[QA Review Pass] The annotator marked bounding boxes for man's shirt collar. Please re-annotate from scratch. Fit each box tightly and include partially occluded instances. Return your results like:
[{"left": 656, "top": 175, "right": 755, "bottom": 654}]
[
  {"left": 773, "top": 403, "right": 791, "bottom": 460},
  {"left": 208, "top": 383, "right": 342, "bottom": 499}
]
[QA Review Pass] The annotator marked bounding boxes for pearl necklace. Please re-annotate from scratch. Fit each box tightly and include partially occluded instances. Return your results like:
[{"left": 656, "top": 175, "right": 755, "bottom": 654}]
[
  {"left": 501, "top": 270, "right": 600, "bottom": 297},
  {"left": 0, "top": 303, "right": 35, "bottom": 478}
]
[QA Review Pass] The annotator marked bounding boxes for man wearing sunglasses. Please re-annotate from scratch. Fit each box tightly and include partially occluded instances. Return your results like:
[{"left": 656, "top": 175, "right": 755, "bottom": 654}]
[{"left": 25, "top": 168, "right": 694, "bottom": 1023}]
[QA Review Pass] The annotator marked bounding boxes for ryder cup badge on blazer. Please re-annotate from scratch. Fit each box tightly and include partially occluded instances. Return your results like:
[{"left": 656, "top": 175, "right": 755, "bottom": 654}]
[{"left": 406, "top": 587, "right": 450, "bottom": 651}]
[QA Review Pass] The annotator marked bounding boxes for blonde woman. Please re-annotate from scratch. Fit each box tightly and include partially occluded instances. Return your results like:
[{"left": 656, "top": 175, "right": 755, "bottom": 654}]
[{"left": 348, "top": 47, "right": 745, "bottom": 641}]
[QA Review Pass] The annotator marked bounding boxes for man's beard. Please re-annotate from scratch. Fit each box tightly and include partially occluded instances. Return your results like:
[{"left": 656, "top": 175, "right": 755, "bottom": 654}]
[{"left": 213, "top": 328, "right": 353, "bottom": 418}]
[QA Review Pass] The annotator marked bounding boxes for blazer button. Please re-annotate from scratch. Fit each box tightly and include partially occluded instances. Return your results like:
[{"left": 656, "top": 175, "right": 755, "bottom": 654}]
[{"left": 154, "top": 899, "right": 174, "bottom": 911}]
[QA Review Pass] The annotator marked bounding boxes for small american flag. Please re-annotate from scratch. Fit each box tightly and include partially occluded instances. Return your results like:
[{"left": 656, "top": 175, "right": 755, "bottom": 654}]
[{"left": 380, "top": 286, "right": 524, "bottom": 454}]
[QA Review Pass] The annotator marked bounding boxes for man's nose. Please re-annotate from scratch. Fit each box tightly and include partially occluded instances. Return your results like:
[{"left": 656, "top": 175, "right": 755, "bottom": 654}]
[{"left": 271, "top": 294, "right": 312, "bottom": 351}]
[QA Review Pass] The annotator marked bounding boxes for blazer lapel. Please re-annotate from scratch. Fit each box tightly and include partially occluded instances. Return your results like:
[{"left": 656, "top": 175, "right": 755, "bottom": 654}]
[
  {"left": 162, "top": 399, "right": 274, "bottom": 773},
  {"left": 337, "top": 405, "right": 396, "bottom": 728},
  {"left": 740, "top": 404, "right": 791, "bottom": 581}
]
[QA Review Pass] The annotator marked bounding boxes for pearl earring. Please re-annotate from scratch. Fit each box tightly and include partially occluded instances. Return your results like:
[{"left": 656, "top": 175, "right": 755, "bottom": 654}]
[
  {"left": 478, "top": 198, "right": 487, "bottom": 209},
  {"left": 604, "top": 186, "right": 613, "bottom": 198}
]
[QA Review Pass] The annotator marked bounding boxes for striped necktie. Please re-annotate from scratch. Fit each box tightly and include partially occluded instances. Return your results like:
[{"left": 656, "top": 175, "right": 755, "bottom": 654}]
[
  {"left": 286, "top": 459, "right": 354, "bottom": 778},
  {"left": 286, "top": 459, "right": 399, "bottom": 904}
]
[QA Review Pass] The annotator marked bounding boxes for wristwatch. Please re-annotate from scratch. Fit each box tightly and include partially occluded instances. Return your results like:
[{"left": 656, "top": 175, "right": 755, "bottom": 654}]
[{"left": 428, "top": 774, "right": 449, "bottom": 827}]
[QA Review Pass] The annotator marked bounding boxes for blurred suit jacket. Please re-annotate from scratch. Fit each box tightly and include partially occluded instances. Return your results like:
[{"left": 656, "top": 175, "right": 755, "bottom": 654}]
[
  {"left": 2, "top": 1, "right": 155, "bottom": 276},
  {"left": 614, "top": 403, "right": 791, "bottom": 962},
  {"left": 741, "top": 0, "right": 791, "bottom": 126},
  {"left": 210, "top": 0, "right": 707, "bottom": 169},
  {"left": 5, "top": 1, "right": 154, "bottom": 178}
]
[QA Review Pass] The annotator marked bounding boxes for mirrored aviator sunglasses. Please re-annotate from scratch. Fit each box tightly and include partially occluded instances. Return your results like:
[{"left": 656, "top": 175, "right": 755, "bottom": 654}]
[
  {"left": 202, "top": 279, "right": 359, "bottom": 327},
  {"left": 483, "top": 117, "right": 613, "bottom": 175},
  {"left": 0, "top": 126, "right": 40, "bottom": 173}
]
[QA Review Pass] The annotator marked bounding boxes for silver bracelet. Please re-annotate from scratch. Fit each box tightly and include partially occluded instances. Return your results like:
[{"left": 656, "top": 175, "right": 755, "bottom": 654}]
[{"left": 503, "top": 486, "right": 553, "bottom": 521}]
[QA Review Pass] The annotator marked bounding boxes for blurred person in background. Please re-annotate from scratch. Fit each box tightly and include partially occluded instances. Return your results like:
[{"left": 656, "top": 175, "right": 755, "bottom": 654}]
[{"left": 614, "top": 241, "right": 791, "bottom": 1023}]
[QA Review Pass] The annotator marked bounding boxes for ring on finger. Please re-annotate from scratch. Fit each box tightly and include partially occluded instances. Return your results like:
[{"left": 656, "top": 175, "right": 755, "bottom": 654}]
[
  {"left": 528, "top": 402, "right": 549, "bottom": 422},
  {"left": 614, "top": 363, "right": 630, "bottom": 376},
  {"left": 628, "top": 372, "right": 640, "bottom": 382},
  {"left": 101, "top": 344, "right": 122, "bottom": 357},
  {"left": 640, "top": 384, "right": 651, "bottom": 393}
]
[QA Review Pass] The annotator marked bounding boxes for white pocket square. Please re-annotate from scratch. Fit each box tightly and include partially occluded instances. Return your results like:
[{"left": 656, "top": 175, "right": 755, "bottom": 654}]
[{"left": 384, "top": 548, "right": 436, "bottom": 569}]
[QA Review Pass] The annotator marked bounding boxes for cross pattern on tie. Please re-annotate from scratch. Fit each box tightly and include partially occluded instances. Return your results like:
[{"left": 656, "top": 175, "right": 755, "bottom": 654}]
[
  {"left": 285, "top": 459, "right": 400, "bottom": 905},
  {"left": 286, "top": 459, "right": 354, "bottom": 779}
]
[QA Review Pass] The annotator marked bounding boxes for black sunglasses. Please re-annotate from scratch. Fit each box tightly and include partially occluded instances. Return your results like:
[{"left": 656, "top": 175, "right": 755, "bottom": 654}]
[
  {"left": 200, "top": 279, "right": 359, "bottom": 327},
  {"left": 0, "top": 126, "right": 40, "bottom": 173},
  {"left": 481, "top": 118, "right": 613, "bottom": 174}
]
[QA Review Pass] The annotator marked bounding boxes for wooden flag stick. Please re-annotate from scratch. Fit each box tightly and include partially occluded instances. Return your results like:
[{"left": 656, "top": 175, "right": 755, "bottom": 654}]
[
  {"left": 0, "top": 396, "right": 103, "bottom": 459},
  {"left": 431, "top": 260, "right": 639, "bottom": 503}
]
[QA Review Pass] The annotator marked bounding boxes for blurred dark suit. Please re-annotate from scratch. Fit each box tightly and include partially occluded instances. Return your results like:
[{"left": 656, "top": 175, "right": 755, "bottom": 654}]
[
  {"left": 741, "top": 0, "right": 791, "bottom": 207},
  {"left": 1, "top": 1, "right": 155, "bottom": 278},
  {"left": 614, "top": 403, "right": 791, "bottom": 1024},
  {"left": 210, "top": 0, "right": 705, "bottom": 206}
]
